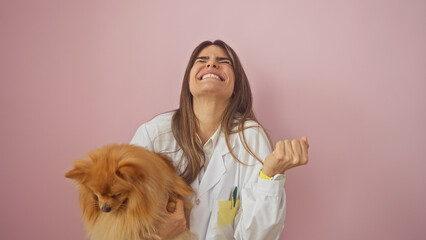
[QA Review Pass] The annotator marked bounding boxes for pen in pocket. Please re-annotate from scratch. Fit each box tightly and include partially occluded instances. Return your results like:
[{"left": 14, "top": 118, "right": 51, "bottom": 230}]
[{"left": 231, "top": 186, "right": 237, "bottom": 209}]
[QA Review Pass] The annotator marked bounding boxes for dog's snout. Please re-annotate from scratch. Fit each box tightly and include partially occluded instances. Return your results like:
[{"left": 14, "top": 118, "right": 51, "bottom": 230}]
[{"left": 101, "top": 204, "right": 112, "bottom": 212}]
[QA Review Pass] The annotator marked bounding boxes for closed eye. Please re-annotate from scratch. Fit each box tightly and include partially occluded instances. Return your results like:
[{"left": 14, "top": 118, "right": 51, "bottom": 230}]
[
  {"left": 111, "top": 193, "right": 122, "bottom": 199},
  {"left": 195, "top": 56, "right": 208, "bottom": 63}
]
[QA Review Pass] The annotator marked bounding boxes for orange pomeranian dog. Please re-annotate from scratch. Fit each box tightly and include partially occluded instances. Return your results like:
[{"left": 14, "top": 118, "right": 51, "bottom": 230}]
[{"left": 65, "top": 144, "right": 196, "bottom": 240}]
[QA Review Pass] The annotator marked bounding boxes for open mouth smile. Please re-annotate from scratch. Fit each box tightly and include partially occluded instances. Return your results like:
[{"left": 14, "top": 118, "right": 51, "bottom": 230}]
[{"left": 198, "top": 73, "right": 224, "bottom": 81}]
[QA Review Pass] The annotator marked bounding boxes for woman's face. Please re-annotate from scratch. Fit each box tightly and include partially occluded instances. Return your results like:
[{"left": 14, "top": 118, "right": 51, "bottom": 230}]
[{"left": 189, "top": 45, "right": 235, "bottom": 101}]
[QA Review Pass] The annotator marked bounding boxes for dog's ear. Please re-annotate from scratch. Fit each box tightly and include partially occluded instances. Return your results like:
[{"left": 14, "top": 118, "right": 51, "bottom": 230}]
[
  {"left": 116, "top": 162, "right": 143, "bottom": 181},
  {"left": 65, "top": 167, "right": 86, "bottom": 182},
  {"left": 65, "top": 160, "right": 91, "bottom": 182}
]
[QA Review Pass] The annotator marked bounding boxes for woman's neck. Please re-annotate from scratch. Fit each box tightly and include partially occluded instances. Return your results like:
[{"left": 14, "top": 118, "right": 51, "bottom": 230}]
[{"left": 193, "top": 97, "right": 228, "bottom": 144}]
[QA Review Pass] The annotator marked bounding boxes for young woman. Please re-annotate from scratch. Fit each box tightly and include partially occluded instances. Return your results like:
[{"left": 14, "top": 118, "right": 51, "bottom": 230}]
[{"left": 131, "top": 40, "right": 309, "bottom": 239}]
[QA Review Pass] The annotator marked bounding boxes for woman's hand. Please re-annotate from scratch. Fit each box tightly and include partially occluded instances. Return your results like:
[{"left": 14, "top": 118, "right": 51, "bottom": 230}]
[
  {"left": 156, "top": 198, "right": 187, "bottom": 240},
  {"left": 262, "top": 136, "right": 309, "bottom": 176}
]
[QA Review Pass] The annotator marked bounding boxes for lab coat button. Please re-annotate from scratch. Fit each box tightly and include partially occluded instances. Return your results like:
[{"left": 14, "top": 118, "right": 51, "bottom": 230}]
[{"left": 195, "top": 199, "right": 200, "bottom": 205}]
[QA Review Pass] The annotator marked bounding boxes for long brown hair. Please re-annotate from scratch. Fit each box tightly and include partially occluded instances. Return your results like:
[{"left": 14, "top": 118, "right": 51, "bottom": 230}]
[{"left": 172, "top": 40, "right": 270, "bottom": 184}]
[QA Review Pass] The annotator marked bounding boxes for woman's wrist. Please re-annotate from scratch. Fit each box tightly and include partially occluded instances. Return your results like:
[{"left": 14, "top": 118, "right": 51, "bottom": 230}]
[
  {"left": 259, "top": 169, "right": 273, "bottom": 180},
  {"left": 261, "top": 167, "right": 277, "bottom": 177},
  {"left": 260, "top": 168, "right": 286, "bottom": 181}
]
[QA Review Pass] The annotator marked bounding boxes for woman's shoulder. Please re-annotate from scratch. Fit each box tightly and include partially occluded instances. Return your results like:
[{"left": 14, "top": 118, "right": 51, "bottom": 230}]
[
  {"left": 132, "top": 111, "right": 175, "bottom": 139},
  {"left": 232, "top": 118, "right": 271, "bottom": 145},
  {"left": 242, "top": 119, "right": 262, "bottom": 128},
  {"left": 130, "top": 111, "right": 176, "bottom": 149},
  {"left": 231, "top": 118, "right": 263, "bottom": 134},
  {"left": 144, "top": 111, "right": 175, "bottom": 128}
]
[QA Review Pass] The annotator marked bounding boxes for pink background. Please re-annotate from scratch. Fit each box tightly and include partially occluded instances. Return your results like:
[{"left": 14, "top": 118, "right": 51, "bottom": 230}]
[{"left": 1, "top": 0, "right": 425, "bottom": 239}]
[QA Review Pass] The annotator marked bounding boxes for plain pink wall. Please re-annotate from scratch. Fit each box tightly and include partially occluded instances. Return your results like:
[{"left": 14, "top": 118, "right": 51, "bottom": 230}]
[{"left": 1, "top": 0, "right": 425, "bottom": 239}]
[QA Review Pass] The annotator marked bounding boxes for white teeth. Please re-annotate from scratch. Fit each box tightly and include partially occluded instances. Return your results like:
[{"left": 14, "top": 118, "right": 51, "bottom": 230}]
[{"left": 202, "top": 73, "right": 221, "bottom": 80}]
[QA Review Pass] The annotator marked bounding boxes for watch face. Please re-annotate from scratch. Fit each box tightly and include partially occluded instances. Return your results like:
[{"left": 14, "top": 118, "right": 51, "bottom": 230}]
[{"left": 272, "top": 174, "right": 285, "bottom": 181}]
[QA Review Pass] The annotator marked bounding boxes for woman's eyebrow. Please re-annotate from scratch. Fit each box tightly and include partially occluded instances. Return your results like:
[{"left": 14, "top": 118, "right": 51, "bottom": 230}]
[
  {"left": 195, "top": 56, "right": 209, "bottom": 61},
  {"left": 195, "top": 56, "right": 231, "bottom": 61},
  {"left": 216, "top": 57, "right": 231, "bottom": 61}
]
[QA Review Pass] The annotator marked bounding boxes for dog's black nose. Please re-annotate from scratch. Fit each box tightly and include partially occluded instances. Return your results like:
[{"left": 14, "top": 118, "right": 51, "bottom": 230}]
[{"left": 101, "top": 204, "right": 112, "bottom": 212}]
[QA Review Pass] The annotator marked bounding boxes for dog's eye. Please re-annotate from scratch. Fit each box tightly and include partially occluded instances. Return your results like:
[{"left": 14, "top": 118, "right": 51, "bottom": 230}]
[{"left": 112, "top": 193, "right": 122, "bottom": 199}]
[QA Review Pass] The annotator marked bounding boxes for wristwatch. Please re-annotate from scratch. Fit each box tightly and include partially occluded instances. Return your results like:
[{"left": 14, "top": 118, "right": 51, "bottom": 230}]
[
  {"left": 260, "top": 169, "right": 286, "bottom": 181},
  {"left": 272, "top": 174, "right": 285, "bottom": 181}
]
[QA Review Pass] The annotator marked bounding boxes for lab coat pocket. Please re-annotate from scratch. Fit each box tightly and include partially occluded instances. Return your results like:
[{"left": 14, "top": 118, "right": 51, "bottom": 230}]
[{"left": 217, "top": 198, "right": 240, "bottom": 226}]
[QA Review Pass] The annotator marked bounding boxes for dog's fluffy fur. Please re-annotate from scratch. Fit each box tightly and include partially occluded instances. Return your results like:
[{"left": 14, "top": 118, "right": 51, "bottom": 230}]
[{"left": 65, "top": 144, "right": 196, "bottom": 240}]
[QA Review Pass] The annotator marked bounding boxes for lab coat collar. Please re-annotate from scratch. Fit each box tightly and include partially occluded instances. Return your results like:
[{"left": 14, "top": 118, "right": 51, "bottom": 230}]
[
  {"left": 196, "top": 125, "right": 221, "bottom": 169},
  {"left": 197, "top": 130, "right": 236, "bottom": 197}
]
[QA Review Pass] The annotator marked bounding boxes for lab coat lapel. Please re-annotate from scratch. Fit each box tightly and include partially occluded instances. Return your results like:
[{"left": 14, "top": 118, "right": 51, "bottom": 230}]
[{"left": 197, "top": 135, "right": 235, "bottom": 197}]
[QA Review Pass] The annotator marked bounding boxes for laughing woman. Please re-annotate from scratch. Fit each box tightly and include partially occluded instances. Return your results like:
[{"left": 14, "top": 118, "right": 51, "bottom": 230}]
[{"left": 131, "top": 40, "right": 309, "bottom": 239}]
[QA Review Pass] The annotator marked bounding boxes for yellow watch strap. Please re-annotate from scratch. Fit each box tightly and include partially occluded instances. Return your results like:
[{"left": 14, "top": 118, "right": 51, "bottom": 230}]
[{"left": 259, "top": 168, "right": 273, "bottom": 181}]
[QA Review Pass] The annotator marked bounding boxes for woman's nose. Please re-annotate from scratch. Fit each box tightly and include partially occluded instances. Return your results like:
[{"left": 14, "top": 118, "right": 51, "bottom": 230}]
[{"left": 206, "top": 61, "right": 218, "bottom": 68}]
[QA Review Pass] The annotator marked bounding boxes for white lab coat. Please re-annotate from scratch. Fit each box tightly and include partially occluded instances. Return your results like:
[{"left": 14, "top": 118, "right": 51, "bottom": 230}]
[{"left": 130, "top": 112, "right": 286, "bottom": 240}]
